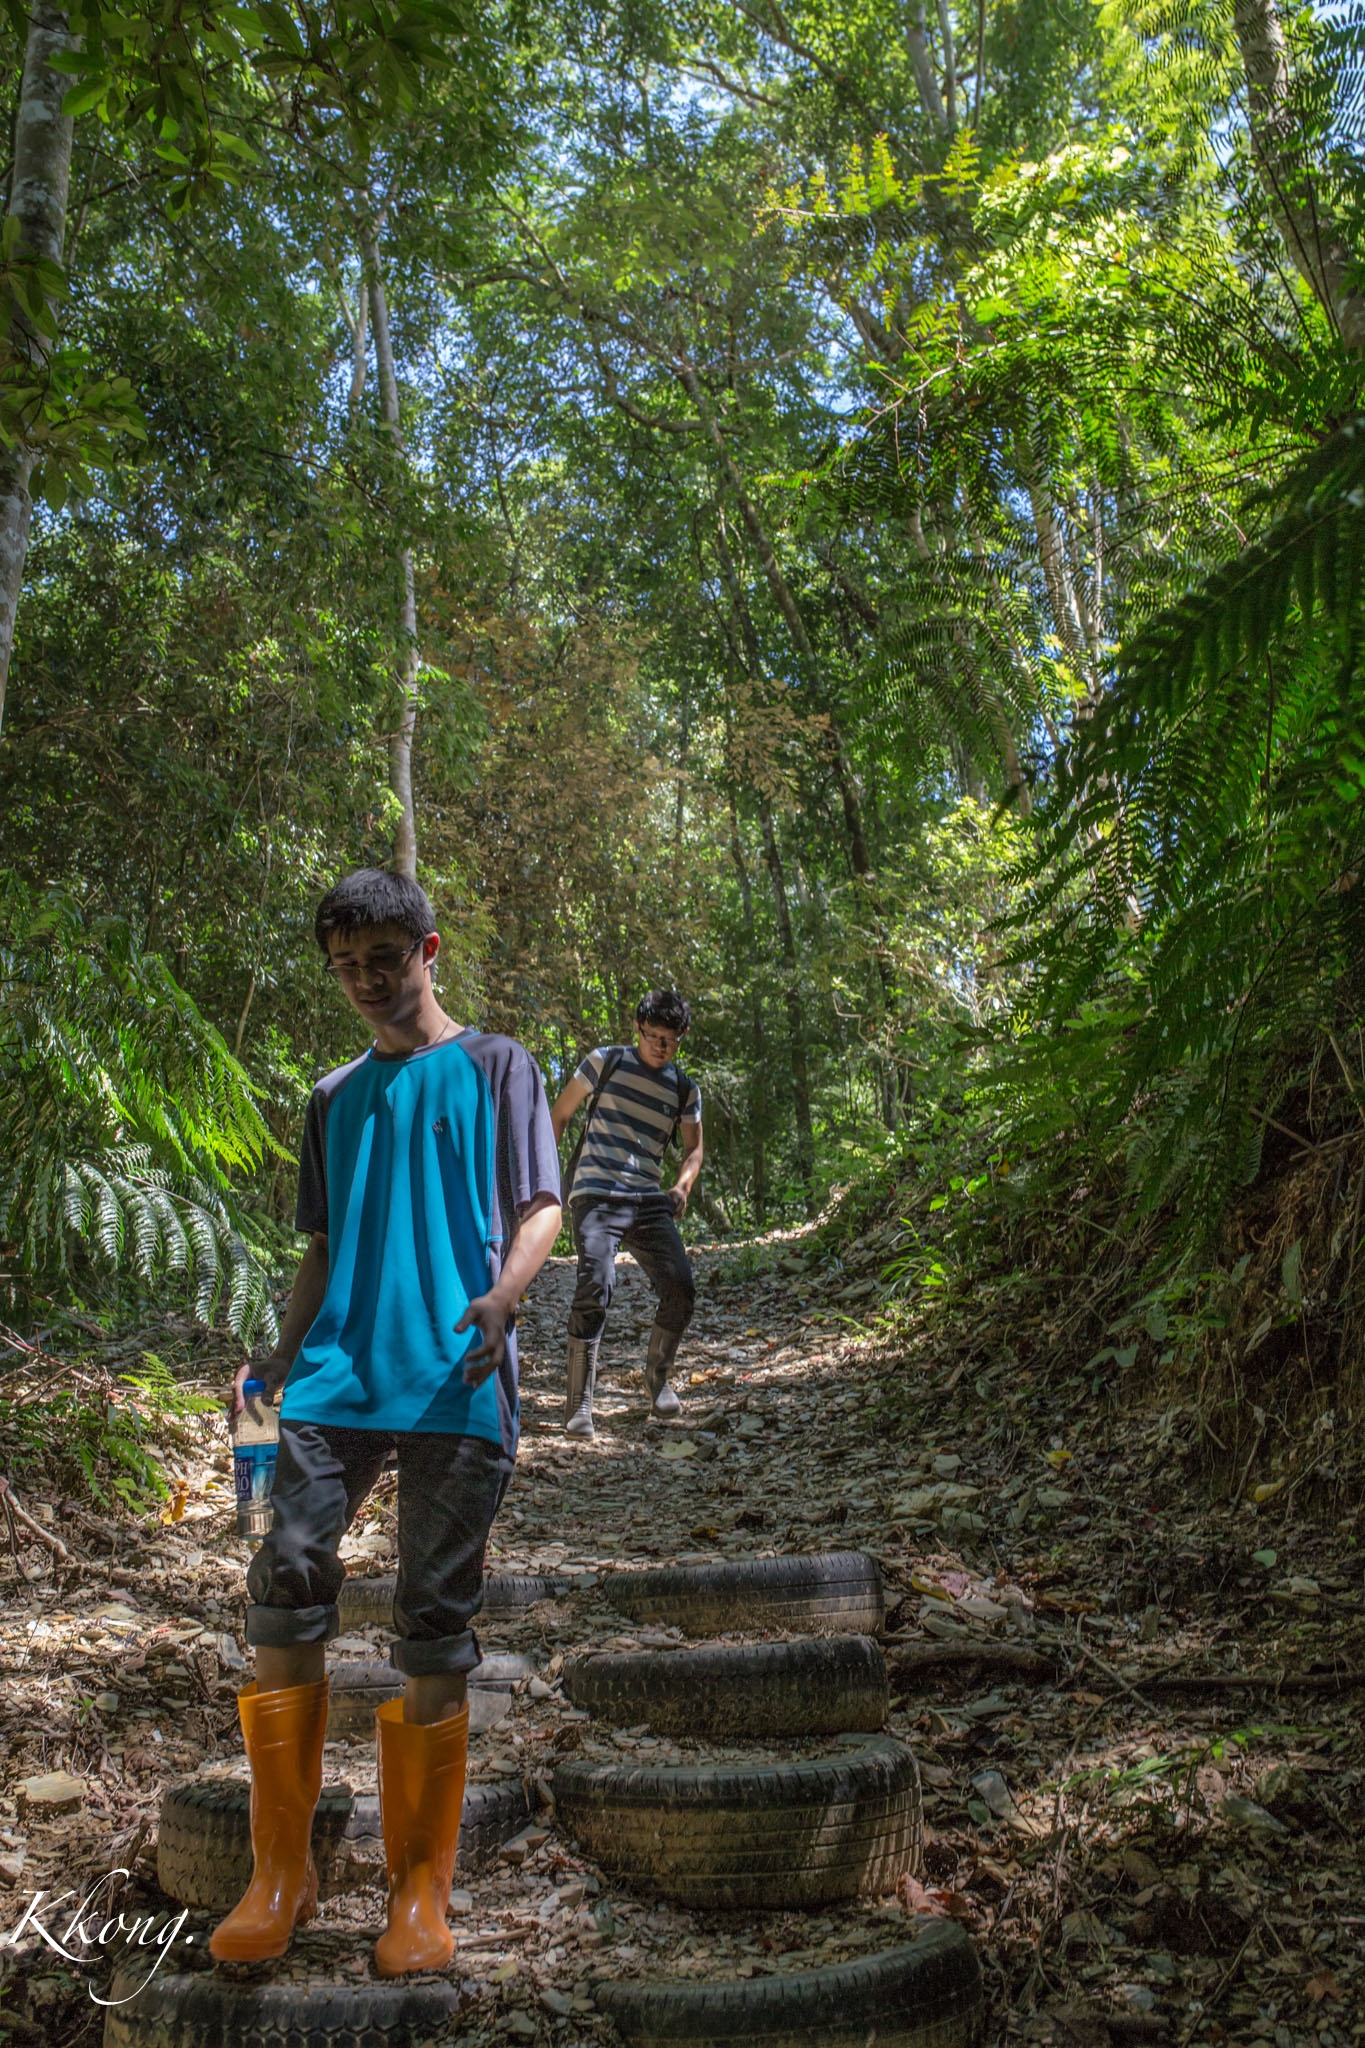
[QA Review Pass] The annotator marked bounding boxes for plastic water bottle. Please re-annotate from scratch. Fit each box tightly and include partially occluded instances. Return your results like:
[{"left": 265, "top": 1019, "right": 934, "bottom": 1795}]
[{"left": 232, "top": 1378, "right": 279, "bottom": 1540}]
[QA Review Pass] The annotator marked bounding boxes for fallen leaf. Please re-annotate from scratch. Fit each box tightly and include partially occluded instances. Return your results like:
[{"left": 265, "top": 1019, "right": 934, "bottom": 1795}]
[
  {"left": 1305, "top": 1971, "right": 1342, "bottom": 2005},
  {"left": 900, "top": 1874, "right": 975, "bottom": 1923}
]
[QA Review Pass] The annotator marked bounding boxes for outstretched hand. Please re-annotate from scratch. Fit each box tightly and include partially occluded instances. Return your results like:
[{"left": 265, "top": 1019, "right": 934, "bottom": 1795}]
[
  {"left": 226, "top": 1353, "right": 289, "bottom": 1424},
  {"left": 457, "top": 1293, "right": 512, "bottom": 1386}
]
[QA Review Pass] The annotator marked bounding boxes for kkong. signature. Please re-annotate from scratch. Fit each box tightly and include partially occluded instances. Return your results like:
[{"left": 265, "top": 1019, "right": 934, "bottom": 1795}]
[{"left": 1, "top": 1870, "right": 190, "bottom": 2004}]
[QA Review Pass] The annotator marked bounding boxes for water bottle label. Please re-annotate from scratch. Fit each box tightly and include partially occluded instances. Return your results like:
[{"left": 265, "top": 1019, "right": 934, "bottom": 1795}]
[{"left": 234, "top": 1444, "right": 278, "bottom": 1504}]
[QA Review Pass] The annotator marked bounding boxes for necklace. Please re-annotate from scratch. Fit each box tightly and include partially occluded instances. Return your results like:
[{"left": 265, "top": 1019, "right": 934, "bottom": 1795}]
[{"left": 371, "top": 1016, "right": 463, "bottom": 1057}]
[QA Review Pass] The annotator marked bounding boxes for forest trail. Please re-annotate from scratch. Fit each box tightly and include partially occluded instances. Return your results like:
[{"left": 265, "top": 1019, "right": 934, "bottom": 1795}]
[{"left": 0, "top": 1242, "right": 1362, "bottom": 2047}]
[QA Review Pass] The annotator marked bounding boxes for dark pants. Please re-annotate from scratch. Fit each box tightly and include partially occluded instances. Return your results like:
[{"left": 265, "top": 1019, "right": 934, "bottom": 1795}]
[
  {"left": 568, "top": 1192, "right": 696, "bottom": 1343},
  {"left": 246, "top": 1422, "right": 513, "bottom": 1676}
]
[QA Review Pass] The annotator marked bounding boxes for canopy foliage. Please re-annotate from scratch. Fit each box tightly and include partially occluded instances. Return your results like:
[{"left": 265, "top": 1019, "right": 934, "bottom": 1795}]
[{"left": 0, "top": 0, "right": 1362, "bottom": 1445}]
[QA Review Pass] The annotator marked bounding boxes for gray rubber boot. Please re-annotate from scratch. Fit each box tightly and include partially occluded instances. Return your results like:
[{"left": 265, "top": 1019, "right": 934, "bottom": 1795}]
[
  {"left": 645, "top": 1324, "right": 683, "bottom": 1419},
  {"left": 565, "top": 1336, "right": 600, "bottom": 1440}
]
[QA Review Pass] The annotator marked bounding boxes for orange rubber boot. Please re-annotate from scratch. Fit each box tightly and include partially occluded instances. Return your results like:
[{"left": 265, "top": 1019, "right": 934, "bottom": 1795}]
[
  {"left": 374, "top": 1697, "right": 469, "bottom": 1978},
  {"left": 209, "top": 1678, "right": 329, "bottom": 1963}
]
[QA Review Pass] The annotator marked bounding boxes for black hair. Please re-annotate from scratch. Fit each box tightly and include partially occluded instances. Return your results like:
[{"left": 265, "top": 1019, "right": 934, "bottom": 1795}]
[
  {"left": 314, "top": 869, "right": 436, "bottom": 954},
  {"left": 636, "top": 988, "right": 691, "bottom": 1034}
]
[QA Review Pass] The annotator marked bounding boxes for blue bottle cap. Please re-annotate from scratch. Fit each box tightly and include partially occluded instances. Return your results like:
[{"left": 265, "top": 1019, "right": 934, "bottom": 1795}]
[{"left": 242, "top": 1377, "right": 266, "bottom": 1396}]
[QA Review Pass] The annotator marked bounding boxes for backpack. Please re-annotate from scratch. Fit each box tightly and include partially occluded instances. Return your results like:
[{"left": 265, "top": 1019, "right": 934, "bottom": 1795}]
[{"left": 561, "top": 1047, "right": 694, "bottom": 1202}]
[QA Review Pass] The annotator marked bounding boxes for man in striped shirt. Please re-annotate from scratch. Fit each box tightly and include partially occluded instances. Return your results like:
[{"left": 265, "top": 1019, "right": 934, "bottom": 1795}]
[{"left": 550, "top": 991, "right": 704, "bottom": 1439}]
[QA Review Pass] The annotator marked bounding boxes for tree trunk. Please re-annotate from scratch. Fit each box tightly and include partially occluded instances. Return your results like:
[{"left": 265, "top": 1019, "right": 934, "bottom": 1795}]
[
  {"left": 727, "top": 791, "right": 768, "bottom": 1227},
  {"left": 1233, "top": 0, "right": 1365, "bottom": 349},
  {"left": 0, "top": 4, "right": 75, "bottom": 736},
  {"left": 907, "top": 2, "right": 948, "bottom": 131},
  {"left": 673, "top": 348, "right": 821, "bottom": 676},
  {"left": 935, "top": 0, "right": 958, "bottom": 128},
  {"left": 360, "top": 216, "right": 420, "bottom": 876},
  {"left": 347, "top": 281, "right": 370, "bottom": 423},
  {"left": 758, "top": 793, "right": 817, "bottom": 1214},
  {"left": 713, "top": 519, "right": 816, "bottom": 1212}
]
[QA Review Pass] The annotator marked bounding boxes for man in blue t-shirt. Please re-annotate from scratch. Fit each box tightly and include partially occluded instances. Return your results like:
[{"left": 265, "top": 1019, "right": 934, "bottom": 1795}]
[
  {"left": 550, "top": 990, "right": 704, "bottom": 1440},
  {"left": 212, "top": 870, "right": 561, "bottom": 1978}
]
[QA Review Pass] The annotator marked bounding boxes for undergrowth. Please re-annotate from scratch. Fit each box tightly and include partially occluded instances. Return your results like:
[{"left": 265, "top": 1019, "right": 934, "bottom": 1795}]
[
  {"left": 0, "top": 1336, "right": 220, "bottom": 1516},
  {"left": 819, "top": 1067, "right": 1365, "bottom": 1516}
]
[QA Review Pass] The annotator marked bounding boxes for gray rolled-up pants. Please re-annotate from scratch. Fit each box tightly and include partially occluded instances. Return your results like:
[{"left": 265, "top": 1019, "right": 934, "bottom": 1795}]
[
  {"left": 246, "top": 1421, "right": 513, "bottom": 1676},
  {"left": 568, "top": 1191, "right": 696, "bottom": 1342}
]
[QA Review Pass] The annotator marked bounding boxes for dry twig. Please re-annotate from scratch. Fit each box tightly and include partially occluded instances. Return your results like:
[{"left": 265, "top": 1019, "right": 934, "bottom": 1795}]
[
  {"left": 886, "top": 1640, "right": 1062, "bottom": 1683},
  {"left": 0, "top": 1475, "right": 73, "bottom": 1562}
]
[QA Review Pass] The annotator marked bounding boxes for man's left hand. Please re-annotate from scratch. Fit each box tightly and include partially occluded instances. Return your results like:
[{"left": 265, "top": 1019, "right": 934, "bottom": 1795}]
[
  {"left": 456, "top": 1294, "right": 512, "bottom": 1386},
  {"left": 668, "top": 1186, "right": 689, "bottom": 1217}
]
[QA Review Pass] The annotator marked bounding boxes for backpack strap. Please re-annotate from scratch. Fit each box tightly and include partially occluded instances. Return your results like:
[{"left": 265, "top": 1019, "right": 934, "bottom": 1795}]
[
  {"left": 667, "top": 1066, "right": 695, "bottom": 1149},
  {"left": 561, "top": 1046, "right": 626, "bottom": 1202}
]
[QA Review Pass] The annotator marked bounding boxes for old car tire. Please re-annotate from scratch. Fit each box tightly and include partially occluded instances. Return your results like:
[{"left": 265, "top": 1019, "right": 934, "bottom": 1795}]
[
  {"left": 336, "top": 1571, "right": 569, "bottom": 1632},
  {"left": 156, "top": 1776, "right": 532, "bottom": 1910},
  {"left": 593, "top": 1921, "right": 984, "bottom": 2046},
  {"left": 605, "top": 1552, "right": 884, "bottom": 1637},
  {"left": 563, "top": 1634, "right": 887, "bottom": 1739},
  {"left": 103, "top": 1961, "right": 474, "bottom": 2048},
  {"left": 554, "top": 1735, "right": 921, "bottom": 1911}
]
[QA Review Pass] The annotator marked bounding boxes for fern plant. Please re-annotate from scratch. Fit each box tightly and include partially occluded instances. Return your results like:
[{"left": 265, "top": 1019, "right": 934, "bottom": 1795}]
[
  {"left": 1005, "top": 416, "right": 1365, "bottom": 1247},
  {"left": 0, "top": 875, "right": 279, "bottom": 1343}
]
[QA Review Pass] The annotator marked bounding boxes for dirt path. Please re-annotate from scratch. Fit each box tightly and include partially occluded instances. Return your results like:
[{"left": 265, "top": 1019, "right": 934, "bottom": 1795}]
[{"left": 1, "top": 1240, "right": 1362, "bottom": 2045}]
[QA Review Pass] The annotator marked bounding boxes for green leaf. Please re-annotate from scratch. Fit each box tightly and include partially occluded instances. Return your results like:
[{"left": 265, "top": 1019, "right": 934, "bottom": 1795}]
[{"left": 61, "top": 78, "right": 111, "bottom": 118}]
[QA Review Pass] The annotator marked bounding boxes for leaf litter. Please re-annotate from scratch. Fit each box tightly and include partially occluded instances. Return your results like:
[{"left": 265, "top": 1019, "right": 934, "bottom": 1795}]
[{"left": 0, "top": 1238, "right": 1361, "bottom": 2045}]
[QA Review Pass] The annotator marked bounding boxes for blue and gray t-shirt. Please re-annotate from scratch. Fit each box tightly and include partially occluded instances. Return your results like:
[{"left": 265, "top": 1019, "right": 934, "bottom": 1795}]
[
  {"left": 281, "top": 1031, "right": 559, "bottom": 1455},
  {"left": 571, "top": 1046, "right": 702, "bottom": 1199}
]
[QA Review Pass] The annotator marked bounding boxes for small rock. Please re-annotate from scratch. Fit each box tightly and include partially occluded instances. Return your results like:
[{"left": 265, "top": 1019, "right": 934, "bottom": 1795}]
[
  {"left": 932, "top": 1454, "right": 962, "bottom": 1477},
  {"left": 1119, "top": 1984, "right": 1158, "bottom": 2012},
  {"left": 1253, "top": 1762, "right": 1315, "bottom": 1817},
  {"left": 18, "top": 1772, "right": 85, "bottom": 1816},
  {"left": 1121, "top": 1848, "right": 1162, "bottom": 1889},
  {"left": 1221, "top": 1793, "right": 1288, "bottom": 1834},
  {"left": 956, "top": 1596, "right": 1007, "bottom": 1624},
  {"left": 0, "top": 1848, "right": 26, "bottom": 1885},
  {"left": 969, "top": 1768, "right": 1017, "bottom": 1819},
  {"left": 528, "top": 1677, "right": 553, "bottom": 1699},
  {"left": 95, "top": 1692, "right": 121, "bottom": 1714},
  {"left": 449, "top": 1887, "right": 473, "bottom": 1914},
  {"left": 503, "top": 2016, "right": 537, "bottom": 2039},
  {"left": 541, "top": 1989, "right": 574, "bottom": 2016}
]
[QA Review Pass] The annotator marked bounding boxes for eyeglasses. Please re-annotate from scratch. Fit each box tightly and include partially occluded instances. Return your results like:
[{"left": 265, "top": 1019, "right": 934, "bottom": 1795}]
[{"left": 325, "top": 941, "right": 423, "bottom": 983}]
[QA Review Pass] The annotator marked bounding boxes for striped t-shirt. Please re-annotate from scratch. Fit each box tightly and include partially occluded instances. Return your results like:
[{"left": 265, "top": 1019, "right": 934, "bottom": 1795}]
[{"left": 572, "top": 1046, "right": 702, "bottom": 1198}]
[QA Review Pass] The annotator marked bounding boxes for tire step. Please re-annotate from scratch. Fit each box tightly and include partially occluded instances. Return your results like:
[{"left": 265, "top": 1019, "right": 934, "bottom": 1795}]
[
  {"left": 554, "top": 1735, "right": 922, "bottom": 1911},
  {"left": 104, "top": 1963, "right": 474, "bottom": 2048},
  {"left": 324, "top": 1656, "right": 535, "bottom": 1741},
  {"left": 336, "top": 1571, "right": 570, "bottom": 1632},
  {"left": 595, "top": 1922, "right": 985, "bottom": 2046},
  {"left": 564, "top": 1634, "right": 888, "bottom": 1739},
  {"left": 156, "top": 1776, "right": 533, "bottom": 1910},
  {"left": 606, "top": 1551, "right": 884, "bottom": 1637}
]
